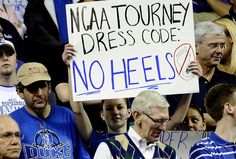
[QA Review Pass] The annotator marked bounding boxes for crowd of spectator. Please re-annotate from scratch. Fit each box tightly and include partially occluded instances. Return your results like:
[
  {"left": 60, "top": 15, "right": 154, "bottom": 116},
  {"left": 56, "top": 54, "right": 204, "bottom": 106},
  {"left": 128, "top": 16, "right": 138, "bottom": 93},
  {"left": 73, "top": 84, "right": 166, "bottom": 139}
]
[{"left": 0, "top": 0, "right": 236, "bottom": 158}]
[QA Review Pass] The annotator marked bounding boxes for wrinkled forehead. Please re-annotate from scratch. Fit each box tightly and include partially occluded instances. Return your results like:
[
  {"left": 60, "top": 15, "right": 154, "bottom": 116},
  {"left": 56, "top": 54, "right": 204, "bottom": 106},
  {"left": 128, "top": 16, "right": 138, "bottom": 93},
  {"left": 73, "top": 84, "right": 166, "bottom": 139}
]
[
  {"left": 201, "top": 34, "right": 226, "bottom": 43},
  {"left": 147, "top": 107, "right": 169, "bottom": 116},
  {"left": 0, "top": 117, "right": 19, "bottom": 133}
]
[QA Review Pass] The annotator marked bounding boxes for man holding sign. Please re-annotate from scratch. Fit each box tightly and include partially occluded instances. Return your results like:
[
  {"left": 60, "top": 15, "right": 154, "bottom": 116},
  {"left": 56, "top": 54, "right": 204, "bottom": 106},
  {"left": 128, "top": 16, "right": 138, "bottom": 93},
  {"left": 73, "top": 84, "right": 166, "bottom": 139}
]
[
  {"left": 63, "top": 43, "right": 202, "bottom": 157},
  {"left": 66, "top": 0, "right": 199, "bottom": 101}
]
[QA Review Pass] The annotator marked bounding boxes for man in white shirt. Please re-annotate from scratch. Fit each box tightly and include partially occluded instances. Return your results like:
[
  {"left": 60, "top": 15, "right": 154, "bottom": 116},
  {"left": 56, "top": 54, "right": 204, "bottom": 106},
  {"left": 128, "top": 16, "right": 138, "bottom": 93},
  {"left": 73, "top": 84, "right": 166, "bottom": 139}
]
[
  {"left": 0, "top": 35, "right": 24, "bottom": 114},
  {"left": 94, "top": 90, "right": 177, "bottom": 159}
]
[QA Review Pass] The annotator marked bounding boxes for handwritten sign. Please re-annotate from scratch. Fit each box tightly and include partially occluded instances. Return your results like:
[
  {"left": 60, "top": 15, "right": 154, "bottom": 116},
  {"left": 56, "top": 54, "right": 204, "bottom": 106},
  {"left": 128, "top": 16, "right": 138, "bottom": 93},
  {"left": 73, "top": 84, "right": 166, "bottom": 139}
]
[
  {"left": 66, "top": 0, "right": 199, "bottom": 101},
  {"left": 160, "top": 131, "right": 210, "bottom": 159}
]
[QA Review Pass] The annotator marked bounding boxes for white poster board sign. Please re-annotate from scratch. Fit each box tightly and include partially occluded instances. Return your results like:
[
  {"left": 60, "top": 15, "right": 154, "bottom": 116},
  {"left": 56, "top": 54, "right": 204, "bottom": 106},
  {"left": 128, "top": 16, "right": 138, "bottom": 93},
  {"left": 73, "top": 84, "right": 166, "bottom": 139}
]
[
  {"left": 66, "top": 0, "right": 198, "bottom": 101},
  {"left": 160, "top": 131, "right": 210, "bottom": 159}
]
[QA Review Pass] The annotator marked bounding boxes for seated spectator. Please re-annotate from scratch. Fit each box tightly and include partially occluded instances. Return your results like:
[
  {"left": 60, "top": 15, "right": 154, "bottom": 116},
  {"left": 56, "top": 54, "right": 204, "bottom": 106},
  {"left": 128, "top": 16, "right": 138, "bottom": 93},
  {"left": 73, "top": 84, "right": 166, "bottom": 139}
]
[
  {"left": 190, "top": 83, "right": 236, "bottom": 158},
  {"left": 167, "top": 21, "right": 236, "bottom": 129},
  {"left": 178, "top": 105, "right": 206, "bottom": 131},
  {"left": 94, "top": 90, "right": 177, "bottom": 159},
  {"left": 214, "top": 18, "right": 236, "bottom": 75},
  {"left": 0, "top": 36, "right": 24, "bottom": 114},
  {"left": 0, "top": 115, "right": 21, "bottom": 159}
]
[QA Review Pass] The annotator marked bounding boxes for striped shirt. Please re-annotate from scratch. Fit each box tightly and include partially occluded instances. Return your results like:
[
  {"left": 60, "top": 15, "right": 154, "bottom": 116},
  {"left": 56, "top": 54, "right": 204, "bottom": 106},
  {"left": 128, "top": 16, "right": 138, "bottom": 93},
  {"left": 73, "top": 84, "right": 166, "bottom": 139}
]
[{"left": 189, "top": 132, "right": 236, "bottom": 159}]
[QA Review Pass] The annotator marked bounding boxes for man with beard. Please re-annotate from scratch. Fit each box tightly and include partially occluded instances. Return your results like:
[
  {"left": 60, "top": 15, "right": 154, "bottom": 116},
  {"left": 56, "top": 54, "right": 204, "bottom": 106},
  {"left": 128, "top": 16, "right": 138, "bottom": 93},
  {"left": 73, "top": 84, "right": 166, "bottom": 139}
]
[
  {"left": 10, "top": 62, "right": 90, "bottom": 159},
  {"left": 167, "top": 21, "right": 236, "bottom": 128},
  {"left": 0, "top": 36, "right": 24, "bottom": 114}
]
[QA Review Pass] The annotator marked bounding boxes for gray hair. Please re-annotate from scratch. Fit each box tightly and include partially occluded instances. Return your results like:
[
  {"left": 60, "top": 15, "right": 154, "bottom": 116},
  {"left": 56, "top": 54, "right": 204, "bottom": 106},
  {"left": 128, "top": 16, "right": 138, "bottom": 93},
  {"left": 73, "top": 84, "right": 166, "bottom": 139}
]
[
  {"left": 131, "top": 90, "right": 169, "bottom": 113},
  {"left": 195, "top": 21, "right": 225, "bottom": 44}
]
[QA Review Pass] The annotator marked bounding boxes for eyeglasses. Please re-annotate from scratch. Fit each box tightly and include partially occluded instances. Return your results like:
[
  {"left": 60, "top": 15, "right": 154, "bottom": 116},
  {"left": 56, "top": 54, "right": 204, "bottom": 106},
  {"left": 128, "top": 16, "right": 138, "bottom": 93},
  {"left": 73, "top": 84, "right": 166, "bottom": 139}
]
[
  {"left": 142, "top": 113, "right": 170, "bottom": 125},
  {"left": 201, "top": 42, "right": 226, "bottom": 50},
  {"left": 25, "top": 81, "right": 48, "bottom": 93}
]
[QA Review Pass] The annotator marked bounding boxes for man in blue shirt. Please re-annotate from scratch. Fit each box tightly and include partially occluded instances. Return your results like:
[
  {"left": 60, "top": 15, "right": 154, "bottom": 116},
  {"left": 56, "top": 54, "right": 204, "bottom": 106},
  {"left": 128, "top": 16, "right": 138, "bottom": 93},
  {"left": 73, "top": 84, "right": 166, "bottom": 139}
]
[
  {"left": 11, "top": 62, "right": 90, "bottom": 159},
  {"left": 190, "top": 83, "right": 236, "bottom": 158}
]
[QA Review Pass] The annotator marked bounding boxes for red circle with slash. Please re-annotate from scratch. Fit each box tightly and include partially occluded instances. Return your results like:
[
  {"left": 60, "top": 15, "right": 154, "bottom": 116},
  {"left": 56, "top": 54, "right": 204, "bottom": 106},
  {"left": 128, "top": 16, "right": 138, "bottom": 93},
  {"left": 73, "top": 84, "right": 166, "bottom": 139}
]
[{"left": 173, "top": 43, "right": 195, "bottom": 80}]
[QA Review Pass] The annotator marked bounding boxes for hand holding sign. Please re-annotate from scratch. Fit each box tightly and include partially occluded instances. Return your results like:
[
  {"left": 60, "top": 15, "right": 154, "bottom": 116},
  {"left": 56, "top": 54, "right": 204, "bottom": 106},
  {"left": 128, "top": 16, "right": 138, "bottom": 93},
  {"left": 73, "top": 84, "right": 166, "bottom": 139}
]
[{"left": 66, "top": 0, "right": 199, "bottom": 101}]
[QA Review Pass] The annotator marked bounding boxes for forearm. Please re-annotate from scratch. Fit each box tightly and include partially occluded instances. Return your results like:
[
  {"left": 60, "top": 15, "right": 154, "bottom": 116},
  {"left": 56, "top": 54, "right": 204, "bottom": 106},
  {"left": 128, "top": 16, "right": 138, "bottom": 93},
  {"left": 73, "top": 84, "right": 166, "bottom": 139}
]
[
  {"left": 166, "top": 94, "right": 192, "bottom": 130},
  {"left": 207, "top": 0, "right": 231, "bottom": 16},
  {"left": 68, "top": 67, "right": 93, "bottom": 144}
]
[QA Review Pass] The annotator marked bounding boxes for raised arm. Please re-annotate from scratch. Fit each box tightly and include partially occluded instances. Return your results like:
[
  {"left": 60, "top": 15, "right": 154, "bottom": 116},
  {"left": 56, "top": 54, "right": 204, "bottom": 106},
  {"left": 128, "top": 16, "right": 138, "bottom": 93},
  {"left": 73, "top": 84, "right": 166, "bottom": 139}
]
[
  {"left": 62, "top": 43, "right": 93, "bottom": 144},
  {"left": 207, "top": 0, "right": 231, "bottom": 16},
  {"left": 166, "top": 94, "right": 192, "bottom": 130},
  {"left": 166, "top": 60, "right": 202, "bottom": 130}
]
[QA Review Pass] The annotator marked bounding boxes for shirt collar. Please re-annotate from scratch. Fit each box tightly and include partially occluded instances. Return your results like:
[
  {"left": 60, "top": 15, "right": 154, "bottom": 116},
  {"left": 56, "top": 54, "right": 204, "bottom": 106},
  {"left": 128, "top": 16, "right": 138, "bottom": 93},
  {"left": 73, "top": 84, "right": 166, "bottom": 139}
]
[
  {"left": 128, "top": 127, "right": 158, "bottom": 148},
  {"left": 210, "top": 132, "right": 234, "bottom": 146}
]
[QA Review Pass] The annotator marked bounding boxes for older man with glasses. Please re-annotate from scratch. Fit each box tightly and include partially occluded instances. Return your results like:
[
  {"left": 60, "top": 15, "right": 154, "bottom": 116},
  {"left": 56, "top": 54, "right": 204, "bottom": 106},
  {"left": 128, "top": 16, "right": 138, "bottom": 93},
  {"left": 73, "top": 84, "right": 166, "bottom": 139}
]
[
  {"left": 167, "top": 21, "right": 236, "bottom": 130},
  {"left": 94, "top": 90, "right": 176, "bottom": 159}
]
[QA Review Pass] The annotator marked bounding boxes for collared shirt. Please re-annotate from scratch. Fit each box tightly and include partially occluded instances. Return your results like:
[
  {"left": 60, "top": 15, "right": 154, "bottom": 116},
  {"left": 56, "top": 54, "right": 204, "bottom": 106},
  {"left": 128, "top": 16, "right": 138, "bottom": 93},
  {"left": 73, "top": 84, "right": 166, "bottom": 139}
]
[
  {"left": 126, "top": 127, "right": 156, "bottom": 158},
  {"left": 94, "top": 127, "right": 157, "bottom": 159},
  {"left": 190, "top": 132, "right": 236, "bottom": 159}
]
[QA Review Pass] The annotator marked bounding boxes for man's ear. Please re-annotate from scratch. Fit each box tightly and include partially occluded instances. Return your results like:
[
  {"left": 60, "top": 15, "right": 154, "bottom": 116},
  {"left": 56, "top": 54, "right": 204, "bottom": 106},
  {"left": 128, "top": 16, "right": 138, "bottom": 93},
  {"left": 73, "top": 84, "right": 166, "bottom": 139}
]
[
  {"left": 196, "top": 44, "right": 200, "bottom": 55},
  {"left": 100, "top": 111, "right": 105, "bottom": 121},
  {"left": 202, "top": 120, "right": 207, "bottom": 131},
  {"left": 127, "top": 108, "right": 132, "bottom": 118},
  {"left": 224, "top": 103, "right": 233, "bottom": 115},
  {"left": 48, "top": 83, "right": 52, "bottom": 94},
  {"left": 132, "top": 110, "right": 142, "bottom": 121}
]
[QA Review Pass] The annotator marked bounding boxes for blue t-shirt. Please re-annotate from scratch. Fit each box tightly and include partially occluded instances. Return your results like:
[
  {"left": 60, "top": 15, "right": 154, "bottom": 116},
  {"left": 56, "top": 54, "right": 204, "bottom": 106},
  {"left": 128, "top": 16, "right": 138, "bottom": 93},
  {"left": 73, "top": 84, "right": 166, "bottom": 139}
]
[
  {"left": 190, "top": 132, "right": 236, "bottom": 158},
  {"left": 11, "top": 104, "right": 90, "bottom": 159}
]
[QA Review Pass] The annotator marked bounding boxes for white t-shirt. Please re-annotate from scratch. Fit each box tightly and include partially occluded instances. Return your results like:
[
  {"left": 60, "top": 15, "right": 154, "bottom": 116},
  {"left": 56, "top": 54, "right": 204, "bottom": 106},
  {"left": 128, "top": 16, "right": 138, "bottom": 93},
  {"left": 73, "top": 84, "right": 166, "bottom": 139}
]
[{"left": 0, "top": 85, "right": 25, "bottom": 114}]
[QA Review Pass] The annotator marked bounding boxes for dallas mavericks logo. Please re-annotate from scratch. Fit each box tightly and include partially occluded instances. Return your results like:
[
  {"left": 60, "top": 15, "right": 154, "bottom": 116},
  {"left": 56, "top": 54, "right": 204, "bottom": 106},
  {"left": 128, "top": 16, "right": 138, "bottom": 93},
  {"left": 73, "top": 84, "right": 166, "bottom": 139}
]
[
  {"left": 33, "top": 129, "right": 61, "bottom": 148},
  {"left": 23, "top": 129, "right": 72, "bottom": 158}
]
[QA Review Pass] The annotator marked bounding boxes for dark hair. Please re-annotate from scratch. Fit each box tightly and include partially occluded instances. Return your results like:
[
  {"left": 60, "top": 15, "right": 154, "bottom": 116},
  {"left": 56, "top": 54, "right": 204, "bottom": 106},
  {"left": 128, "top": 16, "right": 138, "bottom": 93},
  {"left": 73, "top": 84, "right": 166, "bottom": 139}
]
[
  {"left": 16, "top": 82, "right": 24, "bottom": 93},
  {"left": 189, "top": 104, "right": 205, "bottom": 121},
  {"left": 204, "top": 83, "right": 236, "bottom": 121},
  {"left": 100, "top": 98, "right": 130, "bottom": 111},
  {"left": 16, "top": 81, "right": 51, "bottom": 93}
]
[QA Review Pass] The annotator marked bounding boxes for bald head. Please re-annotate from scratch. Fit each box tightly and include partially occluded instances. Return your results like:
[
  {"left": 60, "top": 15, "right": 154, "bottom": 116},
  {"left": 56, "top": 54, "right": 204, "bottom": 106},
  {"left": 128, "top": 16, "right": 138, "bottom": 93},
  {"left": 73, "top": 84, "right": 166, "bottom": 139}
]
[{"left": 0, "top": 115, "right": 21, "bottom": 159}]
